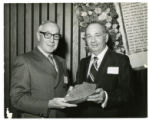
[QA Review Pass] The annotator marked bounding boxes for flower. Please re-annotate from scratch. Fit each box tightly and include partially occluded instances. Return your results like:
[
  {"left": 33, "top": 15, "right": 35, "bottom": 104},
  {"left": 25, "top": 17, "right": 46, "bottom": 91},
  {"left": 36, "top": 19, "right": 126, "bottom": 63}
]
[
  {"left": 121, "top": 47, "right": 125, "bottom": 53},
  {"left": 80, "top": 22, "right": 88, "bottom": 27},
  {"left": 115, "top": 41, "right": 119, "bottom": 46},
  {"left": 116, "top": 33, "right": 121, "bottom": 40},
  {"left": 98, "top": 12, "right": 107, "bottom": 21},
  {"left": 105, "top": 22, "right": 112, "bottom": 28},
  {"left": 81, "top": 11, "right": 87, "bottom": 16},
  {"left": 88, "top": 11, "right": 93, "bottom": 15},
  {"left": 106, "top": 16, "right": 112, "bottom": 22},
  {"left": 86, "top": 3, "right": 90, "bottom": 7},
  {"left": 114, "top": 29, "right": 119, "bottom": 33},
  {"left": 112, "top": 24, "right": 118, "bottom": 29},
  {"left": 94, "top": 8, "right": 102, "bottom": 14},
  {"left": 105, "top": 8, "right": 110, "bottom": 14}
]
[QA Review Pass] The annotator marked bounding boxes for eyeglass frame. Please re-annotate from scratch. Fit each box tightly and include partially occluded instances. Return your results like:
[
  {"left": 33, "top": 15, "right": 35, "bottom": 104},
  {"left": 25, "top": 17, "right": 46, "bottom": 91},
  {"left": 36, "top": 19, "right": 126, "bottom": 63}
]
[{"left": 39, "top": 31, "right": 61, "bottom": 40}]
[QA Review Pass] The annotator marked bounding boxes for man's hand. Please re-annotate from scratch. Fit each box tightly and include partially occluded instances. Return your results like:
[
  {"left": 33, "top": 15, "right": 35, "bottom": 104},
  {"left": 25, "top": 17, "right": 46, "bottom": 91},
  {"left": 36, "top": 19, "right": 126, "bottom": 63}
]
[
  {"left": 48, "top": 98, "right": 77, "bottom": 109},
  {"left": 87, "top": 88, "right": 106, "bottom": 104}
]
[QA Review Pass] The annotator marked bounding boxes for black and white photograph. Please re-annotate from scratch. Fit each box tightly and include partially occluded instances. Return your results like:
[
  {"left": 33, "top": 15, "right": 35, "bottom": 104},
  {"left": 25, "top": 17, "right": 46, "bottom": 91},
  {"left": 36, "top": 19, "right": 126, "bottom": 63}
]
[{"left": 3, "top": 1, "right": 147, "bottom": 118}]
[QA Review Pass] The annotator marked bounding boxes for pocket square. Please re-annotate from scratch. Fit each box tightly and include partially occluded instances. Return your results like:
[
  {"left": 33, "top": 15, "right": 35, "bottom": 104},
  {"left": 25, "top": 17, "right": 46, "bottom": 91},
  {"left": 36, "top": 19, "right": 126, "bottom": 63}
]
[{"left": 107, "top": 67, "right": 119, "bottom": 74}]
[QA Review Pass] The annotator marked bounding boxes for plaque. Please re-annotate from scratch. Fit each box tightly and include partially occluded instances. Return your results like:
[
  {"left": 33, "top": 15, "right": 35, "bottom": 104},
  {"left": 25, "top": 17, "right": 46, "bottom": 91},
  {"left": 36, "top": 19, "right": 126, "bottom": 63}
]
[{"left": 65, "top": 82, "right": 96, "bottom": 104}]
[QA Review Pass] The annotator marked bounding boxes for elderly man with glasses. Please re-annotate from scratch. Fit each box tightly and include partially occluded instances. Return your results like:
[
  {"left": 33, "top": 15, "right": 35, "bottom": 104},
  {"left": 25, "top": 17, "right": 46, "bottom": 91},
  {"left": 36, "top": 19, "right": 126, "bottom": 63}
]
[{"left": 10, "top": 20, "right": 77, "bottom": 118}]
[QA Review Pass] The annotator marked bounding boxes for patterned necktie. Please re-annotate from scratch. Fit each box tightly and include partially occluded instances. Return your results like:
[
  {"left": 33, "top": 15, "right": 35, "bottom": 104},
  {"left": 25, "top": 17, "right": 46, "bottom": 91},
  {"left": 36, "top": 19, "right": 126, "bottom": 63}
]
[
  {"left": 88, "top": 57, "right": 98, "bottom": 82},
  {"left": 48, "top": 55, "right": 58, "bottom": 72}
]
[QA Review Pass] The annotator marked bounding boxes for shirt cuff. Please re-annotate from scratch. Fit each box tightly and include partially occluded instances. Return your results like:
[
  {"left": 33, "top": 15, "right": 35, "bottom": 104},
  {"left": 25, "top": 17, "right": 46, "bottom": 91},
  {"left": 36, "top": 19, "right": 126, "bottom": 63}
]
[{"left": 101, "top": 91, "right": 108, "bottom": 108}]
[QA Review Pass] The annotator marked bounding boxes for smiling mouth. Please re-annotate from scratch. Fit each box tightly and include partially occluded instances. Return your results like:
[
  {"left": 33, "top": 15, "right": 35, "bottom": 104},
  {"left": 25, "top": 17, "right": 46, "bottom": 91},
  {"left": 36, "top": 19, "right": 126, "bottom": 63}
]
[
  {"left": 91, "top": 45, "right": 98, "bottom": 47},
  {"left": 47, "top": 44, "right": 55, "bottom": 47}
]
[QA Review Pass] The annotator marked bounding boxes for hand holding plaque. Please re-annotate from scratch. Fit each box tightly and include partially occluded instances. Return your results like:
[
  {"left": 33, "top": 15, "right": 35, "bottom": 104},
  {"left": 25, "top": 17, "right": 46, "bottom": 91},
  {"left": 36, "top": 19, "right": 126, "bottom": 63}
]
[{"left": 65, "top": 82, "right": 96, "bottom": 104}]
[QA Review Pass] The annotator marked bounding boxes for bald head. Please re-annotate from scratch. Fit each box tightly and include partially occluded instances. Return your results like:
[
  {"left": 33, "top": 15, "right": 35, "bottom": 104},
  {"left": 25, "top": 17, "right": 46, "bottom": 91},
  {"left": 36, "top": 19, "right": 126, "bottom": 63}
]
[{"left": 86, "top": 22, "right": 106, "bottom": 34}]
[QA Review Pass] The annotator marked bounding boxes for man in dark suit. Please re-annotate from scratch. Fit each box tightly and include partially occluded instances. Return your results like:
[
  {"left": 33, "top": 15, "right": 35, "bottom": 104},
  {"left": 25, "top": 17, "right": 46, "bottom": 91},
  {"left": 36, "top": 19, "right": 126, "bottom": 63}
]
[
  {"left": 75, "top": 22, "right": 133, "bottom": 117},
  {"left": 10, "top": 20, "right": 77, "bottom": 118}
]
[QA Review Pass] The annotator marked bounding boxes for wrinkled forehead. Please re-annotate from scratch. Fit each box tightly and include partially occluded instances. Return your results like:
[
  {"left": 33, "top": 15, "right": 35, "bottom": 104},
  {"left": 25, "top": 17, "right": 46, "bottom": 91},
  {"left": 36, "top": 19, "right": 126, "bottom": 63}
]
[
  {"left": 39, "top": 23, "right": 60, "bottom": 34},
  {"left": 86, "top": 23, "right": 106, "bottom": 34}
]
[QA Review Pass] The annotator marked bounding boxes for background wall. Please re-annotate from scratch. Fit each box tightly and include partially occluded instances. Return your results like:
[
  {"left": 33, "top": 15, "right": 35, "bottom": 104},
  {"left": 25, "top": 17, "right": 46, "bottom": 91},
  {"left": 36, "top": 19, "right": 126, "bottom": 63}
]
[{"left": 4, "top": 3, "right": 147, "bottom": 118}]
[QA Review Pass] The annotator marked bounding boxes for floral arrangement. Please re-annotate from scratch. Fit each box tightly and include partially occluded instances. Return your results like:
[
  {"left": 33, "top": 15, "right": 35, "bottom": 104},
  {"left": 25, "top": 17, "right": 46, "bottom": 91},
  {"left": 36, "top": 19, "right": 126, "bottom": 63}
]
[{"left": 74, "top": 3, "right": 125, "bottom": 54}]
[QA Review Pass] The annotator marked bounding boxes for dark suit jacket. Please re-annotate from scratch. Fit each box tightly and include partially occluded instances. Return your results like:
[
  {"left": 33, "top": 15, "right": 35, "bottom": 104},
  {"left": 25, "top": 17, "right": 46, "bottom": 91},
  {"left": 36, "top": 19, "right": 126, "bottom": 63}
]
[
  {"left": 75, "top": 49, "right": 133, "bottom": 117},
  {"left": 10, "top": 47, "right": 69, "bottom": 118}
]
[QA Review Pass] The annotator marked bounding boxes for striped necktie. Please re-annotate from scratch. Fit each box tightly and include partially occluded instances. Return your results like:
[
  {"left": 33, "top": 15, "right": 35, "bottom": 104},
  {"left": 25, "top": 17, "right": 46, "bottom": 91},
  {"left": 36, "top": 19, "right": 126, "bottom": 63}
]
[
  {"left": 48, "top": 55, "right": 58, "bottom": 72},
  {"left": 88, "top": 57, "right": 98, "bottom": 82}
]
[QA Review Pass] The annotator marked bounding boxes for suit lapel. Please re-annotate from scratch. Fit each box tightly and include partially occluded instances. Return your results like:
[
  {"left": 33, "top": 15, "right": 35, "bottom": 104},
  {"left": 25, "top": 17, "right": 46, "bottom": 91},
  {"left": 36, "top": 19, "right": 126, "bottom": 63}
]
[
  {"left": 33, "top": 47, "right": 51, "bottom": 64},
  {"left": 53, "top": 56, "right": 62, "bottom": 89},
  {"left": 98, "top": 49, "right": 111, "bottom": 73},
  {"left": 85, "top": 56, "right": 91, "bottom": 81},
  {"left": 94, "top": 49, "right": 111, "bottom": 83},
  {"left": 33, "top": 47, "right": 58, "bottom": 88},
  {"left": 34, "top": 48, "right": 57, "bottom": 70}
]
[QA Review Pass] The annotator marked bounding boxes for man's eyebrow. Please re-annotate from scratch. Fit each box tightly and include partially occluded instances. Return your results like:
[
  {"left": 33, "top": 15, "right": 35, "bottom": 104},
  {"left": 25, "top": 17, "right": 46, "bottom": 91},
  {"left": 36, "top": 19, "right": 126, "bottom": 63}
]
[
  {"left": 41, "top": 31, "right": 59, "bottom": 34},
  {"left": 86, "top": 33, "right": 91, "bottom": 35},
  {"left": 95, "top": 33, "right": 104, "bottom": 34},
  {"left": 39, "top": 31, "right": 49, "bottom": 33},
  {"left": 86, "top": 33, "right": 104, "bottom": 35}
]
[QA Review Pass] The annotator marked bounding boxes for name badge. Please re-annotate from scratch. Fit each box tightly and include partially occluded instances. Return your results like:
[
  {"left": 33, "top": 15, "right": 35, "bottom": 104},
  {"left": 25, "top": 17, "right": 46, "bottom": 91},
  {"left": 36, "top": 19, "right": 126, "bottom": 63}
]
[
  {"left": 64, "top": 76, "right": 68, "bottom": 84},
  {"left": 107, "top": 67, "right": 119, "bottom": 74}
]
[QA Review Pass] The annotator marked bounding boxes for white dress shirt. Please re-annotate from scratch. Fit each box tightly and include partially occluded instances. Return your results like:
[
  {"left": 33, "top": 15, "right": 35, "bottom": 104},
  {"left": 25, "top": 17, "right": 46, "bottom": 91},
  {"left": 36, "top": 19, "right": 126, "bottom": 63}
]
[
  {"left": 87, "top": 45, "right": 108, "bottom": 77},
  {"left": 37, "top": 46, "right": 58, "bottom": 72},
  {"left": 87, "top": 45, "right": 108, "bottom": 108}
]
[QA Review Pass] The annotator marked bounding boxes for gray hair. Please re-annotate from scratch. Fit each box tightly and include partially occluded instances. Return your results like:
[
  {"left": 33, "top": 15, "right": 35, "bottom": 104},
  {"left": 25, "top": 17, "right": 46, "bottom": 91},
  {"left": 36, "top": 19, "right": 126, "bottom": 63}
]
[{"left": 38, "top": 20, "right": 60, "bottom": 32}]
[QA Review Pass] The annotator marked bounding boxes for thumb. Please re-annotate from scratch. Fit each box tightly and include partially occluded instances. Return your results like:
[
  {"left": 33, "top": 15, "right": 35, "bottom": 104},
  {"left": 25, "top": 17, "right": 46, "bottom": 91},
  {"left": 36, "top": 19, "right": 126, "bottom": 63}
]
[
  {"left": 67, "top": 86, "right": 73, "bottom": 93},
  {"left": 66, "top": 86, "right": 74, "bottom": 97},
  {"left": 95, "top": 88, "right": 103, "bottom": 93}
]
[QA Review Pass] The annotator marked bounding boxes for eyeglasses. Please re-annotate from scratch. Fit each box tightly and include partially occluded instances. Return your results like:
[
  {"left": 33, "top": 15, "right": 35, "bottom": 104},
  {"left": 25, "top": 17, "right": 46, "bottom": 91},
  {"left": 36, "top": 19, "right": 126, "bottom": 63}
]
[
  {"left": 86, "top": 33, "right": 105, "bottom": 41},
  {"left": 39, "top": 31, "right": 60, "bottom": 40}
]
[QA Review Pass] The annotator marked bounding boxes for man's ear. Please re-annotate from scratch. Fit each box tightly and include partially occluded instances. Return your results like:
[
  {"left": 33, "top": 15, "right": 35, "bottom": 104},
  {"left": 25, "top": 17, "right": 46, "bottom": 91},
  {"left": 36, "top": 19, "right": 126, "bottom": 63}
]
[
  {"left": 105, "top": 33, "right": 109, "bottom": 43},
  {"left": 36, "top": 31, "right": 40, "bottom": 41}
]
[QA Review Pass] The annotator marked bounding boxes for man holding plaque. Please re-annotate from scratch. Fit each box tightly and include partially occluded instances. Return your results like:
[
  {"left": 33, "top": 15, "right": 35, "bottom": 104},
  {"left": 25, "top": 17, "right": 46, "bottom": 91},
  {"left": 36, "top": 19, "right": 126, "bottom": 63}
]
[
  {"left": 10, "top": 20, "right": 77, "bottom": 118},
  {"left": 74, "top": 22, "right": 133, "bottom": 117}
]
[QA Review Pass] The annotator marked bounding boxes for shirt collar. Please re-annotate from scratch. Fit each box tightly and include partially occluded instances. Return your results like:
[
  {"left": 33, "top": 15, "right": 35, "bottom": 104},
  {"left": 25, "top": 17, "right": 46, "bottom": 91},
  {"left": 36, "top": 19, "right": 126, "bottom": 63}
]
[
  {"left": 37, "top": 46, "right": 53, "bottom": 58},
  {"left": 91, "top": 45, "right": 108, "bottom": 61}
]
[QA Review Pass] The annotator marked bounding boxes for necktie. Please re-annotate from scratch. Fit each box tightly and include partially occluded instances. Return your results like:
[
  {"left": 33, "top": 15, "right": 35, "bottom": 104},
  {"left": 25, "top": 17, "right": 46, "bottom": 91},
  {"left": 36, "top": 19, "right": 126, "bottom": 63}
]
[
  {"left": 48, "top": 55, "right": 58, "bottom": 72},
  {"left": 88, "top": 57, "right": 98, "bottom": 82}
]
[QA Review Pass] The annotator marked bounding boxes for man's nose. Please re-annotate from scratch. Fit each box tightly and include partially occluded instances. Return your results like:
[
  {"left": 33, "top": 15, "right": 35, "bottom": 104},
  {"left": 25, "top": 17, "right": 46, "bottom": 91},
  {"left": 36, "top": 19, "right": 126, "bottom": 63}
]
[
  {"left": 49, "top": 36, "right": 54, "bottom": 43},
  {"left": 91, "top": 36, "right": 96, "bottom": 42}
]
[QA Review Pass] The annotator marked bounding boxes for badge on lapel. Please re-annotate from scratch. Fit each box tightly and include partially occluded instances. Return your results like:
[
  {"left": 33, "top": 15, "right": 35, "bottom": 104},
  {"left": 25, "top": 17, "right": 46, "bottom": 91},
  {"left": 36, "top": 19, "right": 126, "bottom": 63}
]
[
  {"left": 64, "top": 76, "right": 68, "bottom": 84},
  {"left": 107, "top": 67, "right": 119, "bottom": 74}
]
